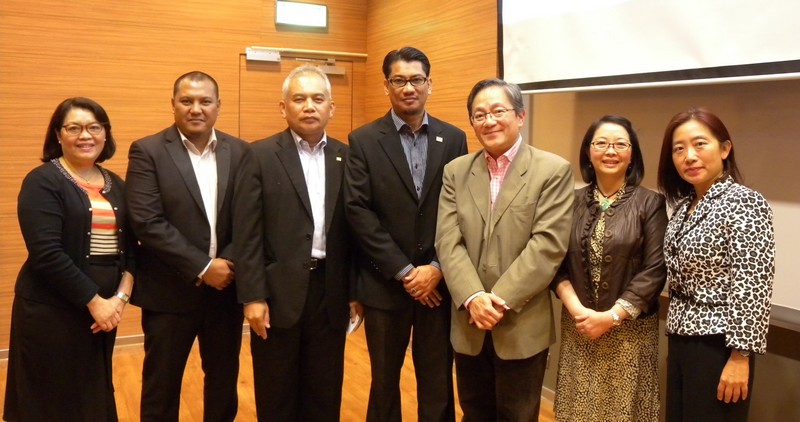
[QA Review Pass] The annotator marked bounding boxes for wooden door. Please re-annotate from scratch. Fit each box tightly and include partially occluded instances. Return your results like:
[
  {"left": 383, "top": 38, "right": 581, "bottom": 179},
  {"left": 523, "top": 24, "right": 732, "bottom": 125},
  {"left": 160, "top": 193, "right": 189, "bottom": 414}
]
[{"left": 238, "top": 54, "right": 358, "bottom": 142}]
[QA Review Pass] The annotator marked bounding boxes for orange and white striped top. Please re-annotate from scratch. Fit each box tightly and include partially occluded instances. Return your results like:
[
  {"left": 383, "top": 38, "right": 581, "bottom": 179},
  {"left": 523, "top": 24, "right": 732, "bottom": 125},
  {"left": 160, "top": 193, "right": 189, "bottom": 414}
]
[{"left": 78, "top": 180, "right": 119, "bottom": 255}]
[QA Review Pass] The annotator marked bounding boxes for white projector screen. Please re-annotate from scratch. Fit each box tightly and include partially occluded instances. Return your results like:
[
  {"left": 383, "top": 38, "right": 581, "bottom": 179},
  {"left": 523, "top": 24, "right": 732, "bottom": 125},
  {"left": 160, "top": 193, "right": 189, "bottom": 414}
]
[{"left": 501, "top": 0, "right": 800, "bottom": 92}]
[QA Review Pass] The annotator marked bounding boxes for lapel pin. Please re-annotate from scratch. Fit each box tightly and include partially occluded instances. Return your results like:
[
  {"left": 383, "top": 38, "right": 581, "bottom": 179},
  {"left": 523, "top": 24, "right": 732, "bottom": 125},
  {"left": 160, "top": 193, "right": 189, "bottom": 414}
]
[
  {"left": 436, "top": 136, "right": 443, "bottom": 143},
  {"left": 336, "top": 156, "right": 342, "bottom": 161}
]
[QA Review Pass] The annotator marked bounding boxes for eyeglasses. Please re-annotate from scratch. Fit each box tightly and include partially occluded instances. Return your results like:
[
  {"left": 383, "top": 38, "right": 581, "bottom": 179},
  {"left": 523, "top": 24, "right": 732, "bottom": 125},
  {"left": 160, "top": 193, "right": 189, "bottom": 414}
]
[
  {"left": 62, "top": 123, "right": 104, "bottom": 136},
  {"left": 471, "top": 108, "right": 511, "bottom": 124},
  {"left": 591, "top": 140, "right": 632, "bottom": 151},
  {"left": 387, "top": 76, "right": 428, "bottom": 88}
]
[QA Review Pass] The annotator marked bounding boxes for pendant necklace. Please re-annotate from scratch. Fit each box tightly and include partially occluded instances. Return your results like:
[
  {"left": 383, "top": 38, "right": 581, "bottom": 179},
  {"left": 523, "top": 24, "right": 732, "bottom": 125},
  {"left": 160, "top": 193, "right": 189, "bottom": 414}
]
[{"left": 596, "top": 183, "right": 626, "bottom": 212}]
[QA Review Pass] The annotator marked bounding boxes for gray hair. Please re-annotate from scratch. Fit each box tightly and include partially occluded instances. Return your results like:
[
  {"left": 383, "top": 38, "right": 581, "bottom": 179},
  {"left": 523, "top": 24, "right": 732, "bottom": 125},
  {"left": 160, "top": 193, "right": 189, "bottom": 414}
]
[{"left": 281, "top": 65, "right": 333, "bottom": 99}]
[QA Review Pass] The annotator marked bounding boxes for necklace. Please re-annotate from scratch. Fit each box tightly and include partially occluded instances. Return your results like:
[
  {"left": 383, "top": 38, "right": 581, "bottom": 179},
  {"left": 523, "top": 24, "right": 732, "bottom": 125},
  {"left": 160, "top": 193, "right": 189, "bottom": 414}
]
[
  {"left": 596, "top": 182, "right": 626, "bottom": 211},
  {"left": 60, "top": 157, "right": 97, "bottom": 185}
]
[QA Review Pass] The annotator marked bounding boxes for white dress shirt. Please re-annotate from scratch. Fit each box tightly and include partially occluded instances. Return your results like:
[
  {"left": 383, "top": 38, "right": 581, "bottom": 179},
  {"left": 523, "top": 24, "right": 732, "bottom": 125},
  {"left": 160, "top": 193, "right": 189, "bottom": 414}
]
[
  {"left": 179, "top": 129, "right": 219, "bottom": 266},
  {"left": 291, "top": 130, "right": 327, "bottom": 259}
]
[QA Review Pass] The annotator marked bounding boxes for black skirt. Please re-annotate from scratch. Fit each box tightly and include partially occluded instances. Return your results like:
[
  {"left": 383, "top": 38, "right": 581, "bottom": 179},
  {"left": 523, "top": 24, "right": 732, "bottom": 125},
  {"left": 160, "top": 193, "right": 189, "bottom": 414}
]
[{"left": 4, "top": 256, "right": 120, "bottom": 422}]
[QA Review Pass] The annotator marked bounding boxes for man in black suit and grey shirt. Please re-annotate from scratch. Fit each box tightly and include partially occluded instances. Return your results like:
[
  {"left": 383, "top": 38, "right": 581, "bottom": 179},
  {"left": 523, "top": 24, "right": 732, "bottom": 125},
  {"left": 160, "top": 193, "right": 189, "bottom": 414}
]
[{"left": 344, "top": 47, "right": 468, "bottom": 422}]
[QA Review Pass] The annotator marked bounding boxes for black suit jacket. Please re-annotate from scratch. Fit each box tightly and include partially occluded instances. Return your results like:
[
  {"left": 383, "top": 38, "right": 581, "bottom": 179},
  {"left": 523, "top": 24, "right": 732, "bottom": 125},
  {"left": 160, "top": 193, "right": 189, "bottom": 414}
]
[
  {"left": 235, "top": 129, "right": 354, "bottom": 330},
  {"left": 344, "top": 111, "right": 468, "bottom": 310},
  {"left": 126, "top": 125, "right": 251, "bottom": 313}
]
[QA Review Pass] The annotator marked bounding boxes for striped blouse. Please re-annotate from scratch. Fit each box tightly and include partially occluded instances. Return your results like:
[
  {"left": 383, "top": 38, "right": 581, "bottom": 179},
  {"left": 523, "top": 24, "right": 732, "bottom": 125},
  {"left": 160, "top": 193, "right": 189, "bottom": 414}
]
[{"left": 78, "top": 180, "right": 119, "bottom": 255}]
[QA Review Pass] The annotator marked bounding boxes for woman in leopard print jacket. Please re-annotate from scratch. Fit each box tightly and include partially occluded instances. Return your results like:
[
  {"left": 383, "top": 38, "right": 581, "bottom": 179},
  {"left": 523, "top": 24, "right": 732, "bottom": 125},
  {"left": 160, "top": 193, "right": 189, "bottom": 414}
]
[{"left": 658, "top": 108, "right": 775, "bottom": 422}]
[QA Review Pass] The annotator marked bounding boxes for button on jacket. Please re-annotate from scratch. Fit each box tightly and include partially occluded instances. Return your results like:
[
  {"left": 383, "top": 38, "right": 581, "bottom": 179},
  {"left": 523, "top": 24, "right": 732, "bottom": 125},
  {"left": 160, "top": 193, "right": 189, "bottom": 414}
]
[{"left": 553, "top": 185, "right": 667, "bottom": 317}]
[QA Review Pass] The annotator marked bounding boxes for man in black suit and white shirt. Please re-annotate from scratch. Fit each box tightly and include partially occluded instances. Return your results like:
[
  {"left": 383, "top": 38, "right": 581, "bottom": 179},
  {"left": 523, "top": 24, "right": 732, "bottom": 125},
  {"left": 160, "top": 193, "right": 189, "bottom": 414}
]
[
  {"left": 126, "top": 71, "right": 250, "bottom": 422},
  {"left": 235, "top": 65, "right": 362, "bottom": 421},
  {"left": 344, "top": 47, "right": 468, "bottom": 422}
]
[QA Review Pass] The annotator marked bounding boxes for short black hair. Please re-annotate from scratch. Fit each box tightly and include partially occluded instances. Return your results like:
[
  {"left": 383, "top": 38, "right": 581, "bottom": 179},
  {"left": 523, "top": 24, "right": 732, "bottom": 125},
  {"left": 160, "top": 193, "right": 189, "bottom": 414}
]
[
  {"left": 173, "top": 71, "right": 219, "bottom": 98},
  {"left": 578, "top": 115, "right": 645, "bottom": 186},
  {"left": 382, "top": 47, "right": 431, "bottom": 79},
  {"left": 42, "top": 97, "right": 116, "bottom": 163}
]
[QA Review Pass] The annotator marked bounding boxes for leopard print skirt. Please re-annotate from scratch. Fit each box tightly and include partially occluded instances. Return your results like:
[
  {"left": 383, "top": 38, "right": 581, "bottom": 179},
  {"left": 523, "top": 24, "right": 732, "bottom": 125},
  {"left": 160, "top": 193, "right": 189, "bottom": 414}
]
[{"left": 554, "top": 310, "right": 660, "bottom": 421}]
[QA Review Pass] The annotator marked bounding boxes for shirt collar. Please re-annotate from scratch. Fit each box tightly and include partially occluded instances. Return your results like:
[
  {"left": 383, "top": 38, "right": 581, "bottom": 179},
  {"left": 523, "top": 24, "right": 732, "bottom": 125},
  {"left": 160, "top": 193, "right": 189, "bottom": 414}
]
[
  {"left": 705, "top": 174, "right": 734, "bottom": 198},
  {"left": 290, "top": 129, "right": 327, "bottom": 152},
  {"left": 390, "top": 109, "right": 428, "bottom": 133},
  {"left": 178, "top": 128, "right": 217, "bottom": 154},
  {"left": 484, "top": 135, "right": 523, "bottom": 165},
  {"left": 688, "top": 173, "right": 734, "bottom": 204}
]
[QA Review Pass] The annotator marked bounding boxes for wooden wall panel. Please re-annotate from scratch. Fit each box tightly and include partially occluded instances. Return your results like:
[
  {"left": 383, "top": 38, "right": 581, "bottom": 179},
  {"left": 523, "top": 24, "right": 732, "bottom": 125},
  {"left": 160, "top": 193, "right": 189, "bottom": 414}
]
[
  {"left": 0, "top": 0, "right": 367, "bottom": 351},
  {"left": 238, "top": 53, "right": 366, "bottom": 142},
  {"left": 0, "top": 0, "right": 495, "bottom": 352},
  {"left": 364, "top": 0, "right": 498, "bottom": 153}
]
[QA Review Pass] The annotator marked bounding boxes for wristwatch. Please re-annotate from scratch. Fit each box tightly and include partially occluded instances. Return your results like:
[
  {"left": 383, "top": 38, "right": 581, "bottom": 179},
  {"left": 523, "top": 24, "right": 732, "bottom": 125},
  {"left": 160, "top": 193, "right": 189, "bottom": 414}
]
[
  {"left": 115, "top": 291, "right": 130, "bottom": 304},
  {"left": 735, "top": 348, "right": 751, "bottom": 357},
  {"left": 609, "top": 309, "right": 622, "bottom": 326}
]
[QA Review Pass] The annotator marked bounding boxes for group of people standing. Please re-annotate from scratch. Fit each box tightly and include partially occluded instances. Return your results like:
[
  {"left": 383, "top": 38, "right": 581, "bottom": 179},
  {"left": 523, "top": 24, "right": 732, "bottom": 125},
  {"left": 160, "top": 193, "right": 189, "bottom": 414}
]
[
  {"left": 551, "top": 109, "right": 774, "bottom": 422},
  {"left": 3, "top": 44, "right": 774, "bottom": 422}
]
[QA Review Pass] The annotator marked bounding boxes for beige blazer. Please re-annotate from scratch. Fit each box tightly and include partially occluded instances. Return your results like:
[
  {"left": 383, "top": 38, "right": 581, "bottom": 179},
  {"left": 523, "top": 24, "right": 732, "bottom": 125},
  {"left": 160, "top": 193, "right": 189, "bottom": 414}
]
[{"left": 435, "top": 144, "right": 573, "bottom": 359}]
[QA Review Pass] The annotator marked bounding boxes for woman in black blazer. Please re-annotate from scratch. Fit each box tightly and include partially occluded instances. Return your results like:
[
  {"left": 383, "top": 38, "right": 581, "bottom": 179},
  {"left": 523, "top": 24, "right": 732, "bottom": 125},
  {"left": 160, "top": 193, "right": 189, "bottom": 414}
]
[{"left": 3, "top": 98, "right": 135, "bottom": 421}]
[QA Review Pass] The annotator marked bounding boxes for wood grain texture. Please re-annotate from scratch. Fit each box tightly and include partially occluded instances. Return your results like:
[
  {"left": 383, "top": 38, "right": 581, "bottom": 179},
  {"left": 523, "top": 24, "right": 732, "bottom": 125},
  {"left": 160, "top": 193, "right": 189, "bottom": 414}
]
[
  {"left": 0, "top": 330, "right": 555, "bottom": 421},
  {"left": 364, "top": 0, "right": 498, "bottom": 152},
  {"left": 238, "top": 53, "right": 365, "bottom": 142},
  {"left": 0, "top": 0, "right": 497, "bottom": 352},
  {"left": 0, "top": 0, "right": 367, "bottom": 350}
]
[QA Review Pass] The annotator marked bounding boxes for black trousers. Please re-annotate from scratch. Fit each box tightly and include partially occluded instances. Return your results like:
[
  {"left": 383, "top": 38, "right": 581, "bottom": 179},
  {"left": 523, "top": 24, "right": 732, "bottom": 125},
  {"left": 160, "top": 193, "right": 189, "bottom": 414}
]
[
  {"left": 667, "top": 334, "right": 755, "bottom": 422},
  {"left": 250, "top": 261, "right": 347, "bottom": 421},
  {"left": 363, "top": 301, "right": 455, "bottom": 422},
  {"left": 455, "top": 333, "right": 548, "bottom": 422},
  {"left": 140, "top": 292, "right": 243, "bottom": 422}
]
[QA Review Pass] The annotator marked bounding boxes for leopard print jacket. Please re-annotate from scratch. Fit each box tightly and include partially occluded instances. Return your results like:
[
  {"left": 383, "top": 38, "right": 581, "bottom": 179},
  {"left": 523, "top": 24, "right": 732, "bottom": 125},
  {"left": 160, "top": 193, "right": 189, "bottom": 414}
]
[{"left": 664, "top": 175, "right": 775, "bottom": 354}]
